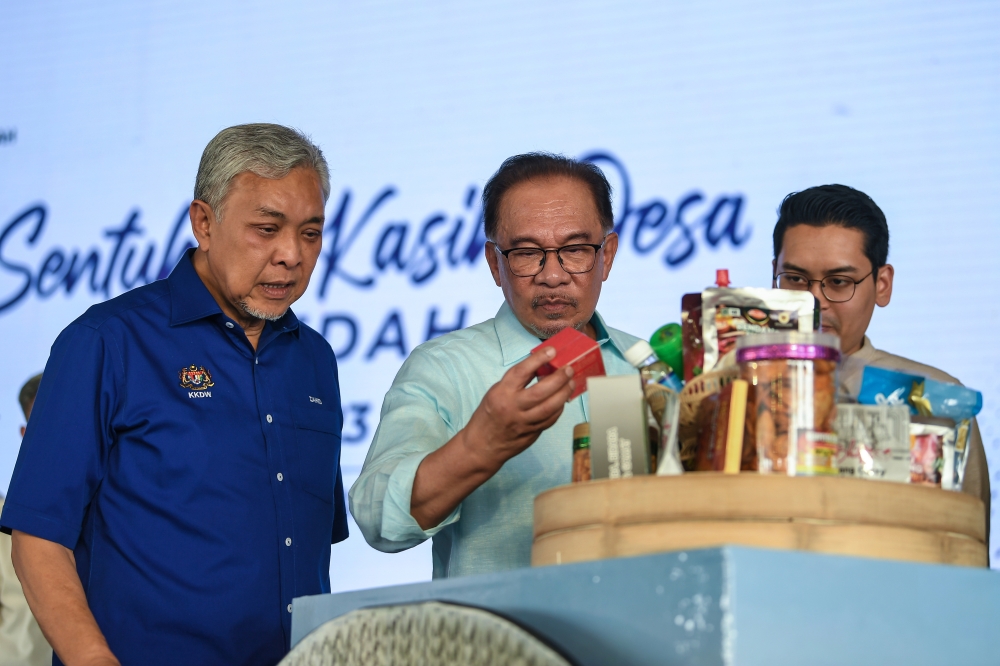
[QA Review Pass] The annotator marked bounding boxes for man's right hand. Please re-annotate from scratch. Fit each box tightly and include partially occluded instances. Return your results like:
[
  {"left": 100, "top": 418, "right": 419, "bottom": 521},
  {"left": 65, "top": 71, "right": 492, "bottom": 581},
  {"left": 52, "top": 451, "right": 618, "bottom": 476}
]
[
  {"left": 461, "top": 347, "right": 575, "bottom": 471},
  {"left": 410, "top": 347, "right": 575, "bottom": 530}
]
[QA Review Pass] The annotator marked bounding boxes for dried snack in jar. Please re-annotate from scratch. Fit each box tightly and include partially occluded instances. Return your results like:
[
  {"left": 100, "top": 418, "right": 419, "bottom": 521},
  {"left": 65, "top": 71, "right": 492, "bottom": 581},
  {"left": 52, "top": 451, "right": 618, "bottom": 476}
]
[{"left": 738, "top": 332, "right": 840, "bottom": 475}]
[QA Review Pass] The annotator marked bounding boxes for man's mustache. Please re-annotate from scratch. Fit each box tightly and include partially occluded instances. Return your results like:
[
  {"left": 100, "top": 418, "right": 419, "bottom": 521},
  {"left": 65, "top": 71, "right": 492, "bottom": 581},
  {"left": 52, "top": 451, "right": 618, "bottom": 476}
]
[{"left": 531, "top": 295, "right": 579, "bottom": 309}]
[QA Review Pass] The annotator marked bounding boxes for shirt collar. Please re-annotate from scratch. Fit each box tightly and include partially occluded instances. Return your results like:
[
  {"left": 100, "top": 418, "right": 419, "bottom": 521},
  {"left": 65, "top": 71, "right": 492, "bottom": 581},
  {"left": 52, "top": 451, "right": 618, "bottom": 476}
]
[
  {"left": 168, "top": 249, "right": 222, "bottom": 326},
  {"left": 849, "top": 335, "right": 878, "bottom": 362},
  {"left": 167, "top": 248, "right": 300, "bottom": 334},
  {"left": 493, "top": 301, "right": 627, "bottom": 367}
]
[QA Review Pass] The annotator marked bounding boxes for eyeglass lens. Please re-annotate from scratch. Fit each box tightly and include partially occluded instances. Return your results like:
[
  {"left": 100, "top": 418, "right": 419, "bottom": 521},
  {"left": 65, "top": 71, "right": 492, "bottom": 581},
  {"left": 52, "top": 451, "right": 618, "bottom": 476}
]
[
  {"left": 506, "top": 246, "right": 598, "bottom": 276},
  {"left": 775, "top": 273, "right": 857, "bottom": 302}
]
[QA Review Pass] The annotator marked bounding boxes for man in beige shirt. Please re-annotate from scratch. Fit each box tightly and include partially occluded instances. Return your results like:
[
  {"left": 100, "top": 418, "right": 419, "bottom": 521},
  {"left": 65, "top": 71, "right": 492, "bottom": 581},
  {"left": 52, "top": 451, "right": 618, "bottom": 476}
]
[
  {"left": 1, "top": 374, "right": 51, "bottom": 666},
  {"left": 770, "top": 184, "right": 990, "bottom": 542}
]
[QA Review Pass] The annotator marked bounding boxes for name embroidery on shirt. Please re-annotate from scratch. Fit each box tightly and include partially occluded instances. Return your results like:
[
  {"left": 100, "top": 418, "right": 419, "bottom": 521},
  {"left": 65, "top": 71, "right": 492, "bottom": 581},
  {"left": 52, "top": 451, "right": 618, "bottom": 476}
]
[
  {"left": 179, "top": 365, "right": 215, "bottom": 398},
  {"left": 309, "top": 396, "right": 323, "bottom": 405}
]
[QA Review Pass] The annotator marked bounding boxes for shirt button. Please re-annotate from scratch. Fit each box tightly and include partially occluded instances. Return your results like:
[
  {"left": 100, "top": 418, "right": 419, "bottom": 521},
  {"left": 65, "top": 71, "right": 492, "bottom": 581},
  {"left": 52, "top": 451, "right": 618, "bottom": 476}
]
[
  {"left": 266, "top": 414, "right": 273, "bottom": 423},
  {"left": 287, "top": 604, "right": 293, "bottom": 614},
  {"left": 285, "top": 537, "right": 292, "bottom": 546},
  {"left": 277, "top": 472, "right": 284, "bottom": 481},
  {"left": 225, "top": 322, "right": 234, "bottom": 329}
]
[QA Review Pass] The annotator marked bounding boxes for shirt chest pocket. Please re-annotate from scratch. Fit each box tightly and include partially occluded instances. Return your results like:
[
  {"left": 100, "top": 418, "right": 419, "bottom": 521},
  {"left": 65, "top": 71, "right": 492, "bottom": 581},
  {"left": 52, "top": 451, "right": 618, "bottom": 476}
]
[{"left": 290, "top": 403, "right": 342, "bottom": 504}]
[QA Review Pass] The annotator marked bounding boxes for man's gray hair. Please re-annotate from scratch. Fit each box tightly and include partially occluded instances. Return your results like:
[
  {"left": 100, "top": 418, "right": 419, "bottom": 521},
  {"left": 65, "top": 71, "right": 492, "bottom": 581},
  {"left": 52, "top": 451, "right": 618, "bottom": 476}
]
[{"left": 194, "top": 123, "right": 331, "bottom": 219}]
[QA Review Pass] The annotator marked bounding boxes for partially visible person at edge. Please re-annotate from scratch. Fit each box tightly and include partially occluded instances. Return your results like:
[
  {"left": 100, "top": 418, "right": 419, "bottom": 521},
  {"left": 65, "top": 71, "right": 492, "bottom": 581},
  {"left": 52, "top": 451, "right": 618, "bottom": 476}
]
[
  {"left": 0, "top": 374, "right": 52, "bottom": 666},
  {"left": 350, "top": 153, "right": 641, "bottom": 578},
  {"left": 0, "top": 124, "right": 349, "bottom": 666},
  {"left": 771, "top": 184, "right": 990, "bottom": 540}
]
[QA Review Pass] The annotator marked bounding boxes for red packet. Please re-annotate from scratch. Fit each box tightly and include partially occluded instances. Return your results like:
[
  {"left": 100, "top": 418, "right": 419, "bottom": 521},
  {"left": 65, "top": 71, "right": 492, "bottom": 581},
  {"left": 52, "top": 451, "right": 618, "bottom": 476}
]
[{"left": 532, "top": 327, "right": 606, "bottom": 400}]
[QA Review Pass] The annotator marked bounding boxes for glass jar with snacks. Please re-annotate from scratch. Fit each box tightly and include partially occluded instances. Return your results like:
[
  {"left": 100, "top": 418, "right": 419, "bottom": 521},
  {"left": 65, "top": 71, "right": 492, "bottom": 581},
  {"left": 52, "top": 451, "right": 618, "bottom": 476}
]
[{"left": 736, "top": 332, "right": 840, "bottom": 475}]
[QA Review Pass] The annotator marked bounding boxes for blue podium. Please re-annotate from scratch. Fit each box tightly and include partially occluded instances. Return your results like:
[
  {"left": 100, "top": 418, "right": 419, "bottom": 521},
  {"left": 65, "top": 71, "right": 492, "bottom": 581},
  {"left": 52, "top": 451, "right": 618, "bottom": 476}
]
[{"left": 292, "top": 547, "right": 998, "bottom": 665}]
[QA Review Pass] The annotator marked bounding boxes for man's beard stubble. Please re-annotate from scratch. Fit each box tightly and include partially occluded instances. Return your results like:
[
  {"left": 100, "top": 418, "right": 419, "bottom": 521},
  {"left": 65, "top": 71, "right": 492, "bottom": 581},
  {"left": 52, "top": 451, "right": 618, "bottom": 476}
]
[
  {"left": 527, "top": 294, "right": 587, "bottom": 339},
  {"left": 238, "top": 299, "right": 287, "bottom": 322}
]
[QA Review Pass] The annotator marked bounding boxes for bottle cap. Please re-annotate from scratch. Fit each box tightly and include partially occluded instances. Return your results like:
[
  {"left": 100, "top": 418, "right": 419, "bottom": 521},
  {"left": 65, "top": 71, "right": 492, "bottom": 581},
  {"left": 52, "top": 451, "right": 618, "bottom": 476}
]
[
  {"left": 573, "top": 422, "right": 590, "bottom": 439},
  {"left": 624, "top": 339, "right": 656, "bottom": 368},
  {"left": 650, "top": 323, "right": 683, "bottom": 377},
  {"left": 716, "top": 268, "right": 730, "bottom": 287}
]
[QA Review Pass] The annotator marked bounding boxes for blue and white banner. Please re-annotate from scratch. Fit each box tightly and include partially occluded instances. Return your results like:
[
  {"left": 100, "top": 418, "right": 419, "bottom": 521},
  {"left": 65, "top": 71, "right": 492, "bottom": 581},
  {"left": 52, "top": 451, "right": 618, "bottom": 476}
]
[{"left": 1, "top": 1, "right": 998, "bottom": 587}]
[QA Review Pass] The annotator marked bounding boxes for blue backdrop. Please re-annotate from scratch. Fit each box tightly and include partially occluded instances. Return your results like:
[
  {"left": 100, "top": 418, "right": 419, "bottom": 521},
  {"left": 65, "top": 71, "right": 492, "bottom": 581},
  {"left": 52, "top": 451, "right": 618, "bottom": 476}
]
[{"left": 1, "top": 0, "right": 998, "bottom": 588}]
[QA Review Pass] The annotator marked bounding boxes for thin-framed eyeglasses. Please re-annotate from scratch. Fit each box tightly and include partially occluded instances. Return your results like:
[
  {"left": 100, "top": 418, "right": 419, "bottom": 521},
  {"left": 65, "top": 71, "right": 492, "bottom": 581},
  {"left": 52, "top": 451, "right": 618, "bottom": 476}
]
[
  {"left": 495, "top": 242, "right": 605, "bottom": 277},
  {"left": 773, "top": 270, "right": 874, "bottom": 303}
]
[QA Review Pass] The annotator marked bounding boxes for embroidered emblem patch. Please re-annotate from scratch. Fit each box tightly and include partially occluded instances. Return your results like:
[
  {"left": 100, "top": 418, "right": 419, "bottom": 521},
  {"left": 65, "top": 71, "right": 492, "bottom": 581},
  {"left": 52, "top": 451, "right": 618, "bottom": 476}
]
[{"left": 179, "top": 365, "right": 215, "bottom": 390}]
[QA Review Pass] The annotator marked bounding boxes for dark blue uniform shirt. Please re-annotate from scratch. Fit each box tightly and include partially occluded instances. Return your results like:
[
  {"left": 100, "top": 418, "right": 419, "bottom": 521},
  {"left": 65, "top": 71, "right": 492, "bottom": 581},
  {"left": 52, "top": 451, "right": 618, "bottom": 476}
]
[{"left": 1, "top": 250, "right": 348, "bottom": 666}]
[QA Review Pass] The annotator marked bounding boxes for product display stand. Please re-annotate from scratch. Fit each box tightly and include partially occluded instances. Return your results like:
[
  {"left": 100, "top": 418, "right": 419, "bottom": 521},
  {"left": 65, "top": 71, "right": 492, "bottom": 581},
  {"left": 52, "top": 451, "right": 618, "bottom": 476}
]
[{"left": 292, "top": 546, "right": 998, "bottom": 665}]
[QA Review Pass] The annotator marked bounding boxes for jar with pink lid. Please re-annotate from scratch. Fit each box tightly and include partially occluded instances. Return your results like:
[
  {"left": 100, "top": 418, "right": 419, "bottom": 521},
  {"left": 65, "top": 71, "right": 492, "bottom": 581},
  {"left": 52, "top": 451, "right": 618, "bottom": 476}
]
[{"left": 736, "top": 331, "right": 841, "bottom": 475}]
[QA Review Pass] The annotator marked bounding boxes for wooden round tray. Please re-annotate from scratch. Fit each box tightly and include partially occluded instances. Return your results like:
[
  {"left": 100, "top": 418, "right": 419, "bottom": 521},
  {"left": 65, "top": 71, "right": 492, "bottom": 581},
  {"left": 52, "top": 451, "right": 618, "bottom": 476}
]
[{"left": 532, "top": 474, "right": 987, "bottom": 567}]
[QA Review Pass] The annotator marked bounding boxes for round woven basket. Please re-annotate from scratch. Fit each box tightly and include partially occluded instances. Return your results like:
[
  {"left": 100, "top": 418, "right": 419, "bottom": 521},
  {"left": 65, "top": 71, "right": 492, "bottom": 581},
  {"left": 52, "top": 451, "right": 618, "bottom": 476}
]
[{"left": 532, "top": 474, "right": 987, "bottom": 567}]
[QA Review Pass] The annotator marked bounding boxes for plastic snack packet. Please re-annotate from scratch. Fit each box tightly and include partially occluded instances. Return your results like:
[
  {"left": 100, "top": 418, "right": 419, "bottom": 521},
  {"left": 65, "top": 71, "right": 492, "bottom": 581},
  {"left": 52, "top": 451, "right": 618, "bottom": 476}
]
[
  {"left": 909, "top": 416, "right": 955, "bottom": 488},
  {"left": 857, "top": 366, "right": 921, "bottom": 409},
  {"left": 833, "top": 404, "right": 911, "bottom": 482},
  {"left": 911, "top": 379, "right": 981, "bottom": 490},
  {"left": 681, "top": 292, "right": 704, "bottom": 381},
  {"left": 701, "top": 287, "right": 819, "bottom": 374},
  {"left": 681, "top": 270, "right": 734, "bottom": 381}
]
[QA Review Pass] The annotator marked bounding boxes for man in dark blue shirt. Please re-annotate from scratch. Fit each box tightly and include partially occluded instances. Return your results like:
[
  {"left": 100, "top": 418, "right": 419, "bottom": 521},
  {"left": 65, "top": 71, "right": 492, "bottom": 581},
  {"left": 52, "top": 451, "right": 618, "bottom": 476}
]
[{"left": 0, "top": 124, "right": 348, "bottom": 666}]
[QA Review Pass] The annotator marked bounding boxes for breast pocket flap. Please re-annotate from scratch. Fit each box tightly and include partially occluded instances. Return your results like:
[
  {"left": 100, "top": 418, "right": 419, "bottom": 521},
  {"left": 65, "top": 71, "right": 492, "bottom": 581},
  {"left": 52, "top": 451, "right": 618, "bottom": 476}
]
[{"left": 292, "top": 401, "right": 341, "bottom": 435}]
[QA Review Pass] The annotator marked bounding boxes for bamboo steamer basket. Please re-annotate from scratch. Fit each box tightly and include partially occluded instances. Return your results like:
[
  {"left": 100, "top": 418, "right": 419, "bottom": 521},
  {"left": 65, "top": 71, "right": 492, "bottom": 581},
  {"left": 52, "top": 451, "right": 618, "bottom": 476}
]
[{"left": 532, "top": 474, "right": 987, "bottom": 568}]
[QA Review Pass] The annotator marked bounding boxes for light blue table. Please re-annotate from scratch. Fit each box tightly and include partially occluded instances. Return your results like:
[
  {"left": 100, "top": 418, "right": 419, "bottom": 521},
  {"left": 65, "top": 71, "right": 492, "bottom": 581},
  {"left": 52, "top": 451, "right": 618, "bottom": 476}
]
[{"left": 292, "top": 547, "right": 999, "bottom": 665}]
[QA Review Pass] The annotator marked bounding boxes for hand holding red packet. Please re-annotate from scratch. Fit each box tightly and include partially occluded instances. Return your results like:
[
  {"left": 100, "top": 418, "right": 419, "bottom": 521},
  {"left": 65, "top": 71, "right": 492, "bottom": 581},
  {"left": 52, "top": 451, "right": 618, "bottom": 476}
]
[{"left": 532, "top": 327, "right": 606, "bottom": 400}]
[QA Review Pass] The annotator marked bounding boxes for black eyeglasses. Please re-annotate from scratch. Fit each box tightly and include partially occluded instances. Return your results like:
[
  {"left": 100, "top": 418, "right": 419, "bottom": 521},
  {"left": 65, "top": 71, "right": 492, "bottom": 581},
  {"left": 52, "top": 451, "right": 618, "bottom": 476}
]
[
  {"left": 495, "top": 242, "right": 604, "bottom": 277},
  {"left": 773, "top": 270, "right": 874, "bottom": 303}
]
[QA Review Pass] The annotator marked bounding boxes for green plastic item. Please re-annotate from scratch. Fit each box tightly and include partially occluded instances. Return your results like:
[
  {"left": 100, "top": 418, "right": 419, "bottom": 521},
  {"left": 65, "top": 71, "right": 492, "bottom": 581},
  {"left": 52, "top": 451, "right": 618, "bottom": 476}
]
[{"left": 650, "top": 323, "right": 683, "bottom": 378}]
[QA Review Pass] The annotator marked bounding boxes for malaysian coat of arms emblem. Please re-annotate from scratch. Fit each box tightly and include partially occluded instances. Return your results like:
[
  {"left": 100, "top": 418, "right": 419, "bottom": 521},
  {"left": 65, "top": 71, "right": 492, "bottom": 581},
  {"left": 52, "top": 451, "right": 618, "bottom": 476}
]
[{"left": 179, "top": 365, "right": 215, "bottom": 390}]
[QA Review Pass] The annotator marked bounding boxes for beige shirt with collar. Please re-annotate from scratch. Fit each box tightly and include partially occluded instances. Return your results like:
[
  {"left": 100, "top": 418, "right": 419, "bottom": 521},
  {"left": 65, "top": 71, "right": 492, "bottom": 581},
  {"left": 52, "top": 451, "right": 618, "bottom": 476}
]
[
  {"left": 840, "top": 337, "right": 991, "bottom": 543},
  {"left": 0, "top": 497, "right": 52, "bottom": 666}
]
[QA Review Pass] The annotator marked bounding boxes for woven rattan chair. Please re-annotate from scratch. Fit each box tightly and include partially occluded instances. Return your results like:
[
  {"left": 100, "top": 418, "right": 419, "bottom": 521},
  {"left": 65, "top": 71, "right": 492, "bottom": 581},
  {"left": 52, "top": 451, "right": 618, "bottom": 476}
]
[{"left": 278, "top": 601, "right": 575, "bottom": 666}]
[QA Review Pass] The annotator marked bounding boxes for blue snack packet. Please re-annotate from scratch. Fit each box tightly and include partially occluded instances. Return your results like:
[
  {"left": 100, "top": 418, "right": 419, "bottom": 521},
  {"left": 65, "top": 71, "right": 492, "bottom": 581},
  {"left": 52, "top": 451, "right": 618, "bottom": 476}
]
[
  {"left": 857, "top": 366, "right": 922, "bottom": 412},
  {"left": 915, "top": 379, "right": 982, "bottom": 421},
  {"left": 858, "top": 367, "right": 982, "bottom": 419}
]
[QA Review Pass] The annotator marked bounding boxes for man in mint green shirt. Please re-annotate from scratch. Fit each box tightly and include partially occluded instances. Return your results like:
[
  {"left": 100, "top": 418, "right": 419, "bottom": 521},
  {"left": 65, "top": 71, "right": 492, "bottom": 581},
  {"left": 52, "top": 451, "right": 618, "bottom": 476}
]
[{"left": 350, "top": 153, "right": 640, "bottom": 578}]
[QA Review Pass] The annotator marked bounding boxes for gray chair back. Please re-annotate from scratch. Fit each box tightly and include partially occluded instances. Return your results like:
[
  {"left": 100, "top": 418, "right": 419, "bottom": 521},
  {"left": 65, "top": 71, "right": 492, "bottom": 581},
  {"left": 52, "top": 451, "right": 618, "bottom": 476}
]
[{"left": 279, "top": 600, "right": 575, "bottom": 666}]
